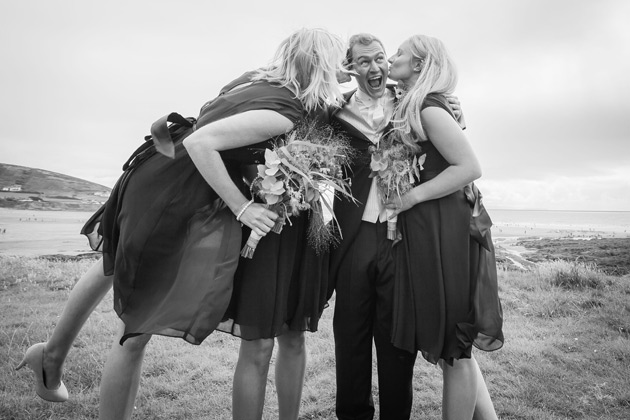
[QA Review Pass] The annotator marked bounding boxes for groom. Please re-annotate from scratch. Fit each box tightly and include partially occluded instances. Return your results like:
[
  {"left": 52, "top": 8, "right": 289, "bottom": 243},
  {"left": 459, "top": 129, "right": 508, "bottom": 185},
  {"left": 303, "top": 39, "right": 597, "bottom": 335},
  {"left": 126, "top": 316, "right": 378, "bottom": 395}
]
[
  {"left": 328, "top": 33, "right": 417, "bottom": 420},
  {"left": 329, "top": 33, "right": 463, "bottom": 420}
]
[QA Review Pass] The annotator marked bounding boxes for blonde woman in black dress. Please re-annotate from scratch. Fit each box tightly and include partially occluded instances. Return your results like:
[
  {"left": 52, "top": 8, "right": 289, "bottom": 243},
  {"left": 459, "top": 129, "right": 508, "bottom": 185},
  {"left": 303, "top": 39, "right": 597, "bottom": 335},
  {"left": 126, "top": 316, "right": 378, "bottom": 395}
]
[
  {"left": 385, "top": 35, "right": 504, "bottom": 420},
  {"left": 17, "top": 28, "right": 346, "bottom": 420}
]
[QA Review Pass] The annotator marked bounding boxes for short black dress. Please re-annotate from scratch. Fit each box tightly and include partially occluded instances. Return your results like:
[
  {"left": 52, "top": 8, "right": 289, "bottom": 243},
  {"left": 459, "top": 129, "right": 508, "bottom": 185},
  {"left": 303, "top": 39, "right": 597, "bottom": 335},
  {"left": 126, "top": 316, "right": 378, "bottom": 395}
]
[
  {"left": 391, "top": 94, "right": 504, "bottom": 365},
  {"left": 83, "top": 75, "right": 324, "bottom": 344}
]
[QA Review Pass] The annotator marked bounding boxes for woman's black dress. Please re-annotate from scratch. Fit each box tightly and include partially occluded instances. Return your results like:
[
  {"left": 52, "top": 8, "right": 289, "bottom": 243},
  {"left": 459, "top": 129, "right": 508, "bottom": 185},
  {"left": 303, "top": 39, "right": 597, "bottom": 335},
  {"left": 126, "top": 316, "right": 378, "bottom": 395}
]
[
  {"left": 84, "top": 76, "right": 329, "bottom": 344},
  {"left": 391, "top": 94, "right": 504, "bottom": 365}
]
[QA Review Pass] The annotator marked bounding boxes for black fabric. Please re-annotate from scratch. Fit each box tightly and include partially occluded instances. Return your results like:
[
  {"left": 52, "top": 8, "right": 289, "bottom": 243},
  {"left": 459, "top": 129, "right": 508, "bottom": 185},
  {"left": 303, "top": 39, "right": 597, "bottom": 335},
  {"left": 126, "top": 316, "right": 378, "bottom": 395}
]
[
  {"left": 333, "top": 222, "right": 417, "bottom": 420},
  {"left": 329, "top": 87, "right": 417, "bottom": 420},
  {"left": 81, "top": 77, "right": 314, "bottom": 345},
  {"left": 390, "top": 94, "right": 504, "bottom": 363}
]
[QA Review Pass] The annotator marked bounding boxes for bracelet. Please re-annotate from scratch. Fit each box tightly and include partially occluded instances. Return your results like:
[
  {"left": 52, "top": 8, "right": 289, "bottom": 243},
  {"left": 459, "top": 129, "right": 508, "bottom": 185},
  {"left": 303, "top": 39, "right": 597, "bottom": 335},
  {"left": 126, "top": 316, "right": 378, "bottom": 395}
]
[{"left": 235, "top": 199, "right": 254, "bottom": 222}]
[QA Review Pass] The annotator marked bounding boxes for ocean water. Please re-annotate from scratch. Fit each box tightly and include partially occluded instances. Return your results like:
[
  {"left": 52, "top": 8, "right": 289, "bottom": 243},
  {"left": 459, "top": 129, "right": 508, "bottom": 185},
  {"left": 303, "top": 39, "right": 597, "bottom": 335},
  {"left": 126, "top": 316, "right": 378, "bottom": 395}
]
[
  {"left": 488, "top": 209, "right": 630, "bottom": 234},
  {"left": 1, "top": 208, "right": 629, "bottom": 256}
]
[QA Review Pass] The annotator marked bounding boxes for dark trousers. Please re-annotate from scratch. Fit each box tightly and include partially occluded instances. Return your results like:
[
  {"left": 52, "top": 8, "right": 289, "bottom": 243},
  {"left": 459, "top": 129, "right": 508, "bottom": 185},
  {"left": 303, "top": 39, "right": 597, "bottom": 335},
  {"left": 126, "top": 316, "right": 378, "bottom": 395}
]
[{"left": 333, "top": 221, "right": 417, "bottom": 420}]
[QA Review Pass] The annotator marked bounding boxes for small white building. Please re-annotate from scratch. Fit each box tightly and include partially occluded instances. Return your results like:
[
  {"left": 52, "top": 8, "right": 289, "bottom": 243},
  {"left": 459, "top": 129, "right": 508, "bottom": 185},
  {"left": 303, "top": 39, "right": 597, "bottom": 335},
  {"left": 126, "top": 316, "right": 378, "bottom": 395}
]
[{"left": 1, "top": 185, "right": 22, "bottom": 192}]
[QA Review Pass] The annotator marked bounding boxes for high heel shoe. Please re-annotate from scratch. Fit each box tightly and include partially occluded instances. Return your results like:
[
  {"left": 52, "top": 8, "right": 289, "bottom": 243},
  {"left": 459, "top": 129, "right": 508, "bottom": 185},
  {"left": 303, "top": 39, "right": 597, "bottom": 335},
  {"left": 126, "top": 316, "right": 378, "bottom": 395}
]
[{"left": 15, "top": 342, "right": 69, "bottom": 402}]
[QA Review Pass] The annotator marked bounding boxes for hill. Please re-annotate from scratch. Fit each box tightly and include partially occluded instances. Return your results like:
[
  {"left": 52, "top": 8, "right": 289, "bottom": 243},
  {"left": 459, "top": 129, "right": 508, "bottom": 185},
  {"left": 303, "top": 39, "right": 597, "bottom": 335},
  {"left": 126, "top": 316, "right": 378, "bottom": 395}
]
[{"left": 0, "top": 163, "right": 111, "bottom": 211}]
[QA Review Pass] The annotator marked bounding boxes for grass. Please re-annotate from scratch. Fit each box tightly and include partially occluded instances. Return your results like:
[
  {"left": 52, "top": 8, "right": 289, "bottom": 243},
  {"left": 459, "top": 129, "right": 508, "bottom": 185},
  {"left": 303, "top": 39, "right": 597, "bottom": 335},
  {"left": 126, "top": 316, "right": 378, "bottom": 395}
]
[{"left": 1, "top": 255, "right": 629, "bottom": 419}]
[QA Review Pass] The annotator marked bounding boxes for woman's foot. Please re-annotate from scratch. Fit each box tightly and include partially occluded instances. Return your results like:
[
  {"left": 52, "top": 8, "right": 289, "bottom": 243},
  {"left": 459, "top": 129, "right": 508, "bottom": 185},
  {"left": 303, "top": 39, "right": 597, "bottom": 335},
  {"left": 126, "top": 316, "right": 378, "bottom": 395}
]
[{"left": 16, "top": 342, "right": 68, "bottom": 402}]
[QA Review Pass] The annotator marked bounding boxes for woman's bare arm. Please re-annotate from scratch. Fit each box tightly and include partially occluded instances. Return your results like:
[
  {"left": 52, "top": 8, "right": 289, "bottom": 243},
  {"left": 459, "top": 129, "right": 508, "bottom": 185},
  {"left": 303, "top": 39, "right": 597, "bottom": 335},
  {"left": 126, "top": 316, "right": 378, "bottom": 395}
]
[
  {"left": 183, "top": 110, "right": 294, "bottom": 237},
  {"left": 385, "top": 106, "right": 481, "bottom": 217}
]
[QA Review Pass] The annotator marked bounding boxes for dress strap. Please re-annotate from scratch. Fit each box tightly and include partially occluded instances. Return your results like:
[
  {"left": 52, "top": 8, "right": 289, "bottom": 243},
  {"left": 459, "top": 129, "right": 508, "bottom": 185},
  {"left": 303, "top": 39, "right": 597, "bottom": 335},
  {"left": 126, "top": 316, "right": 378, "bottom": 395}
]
[{"left": 149, "top": 112, "right": 195, "bottom": 158}]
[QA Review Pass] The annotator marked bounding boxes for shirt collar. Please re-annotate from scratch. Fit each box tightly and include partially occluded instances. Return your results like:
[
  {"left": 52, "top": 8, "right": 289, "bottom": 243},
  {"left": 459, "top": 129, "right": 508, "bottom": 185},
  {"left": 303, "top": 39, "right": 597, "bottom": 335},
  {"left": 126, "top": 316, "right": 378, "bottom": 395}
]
[{"left": 355, "top": 89, "right": 380, "bottom": 108}]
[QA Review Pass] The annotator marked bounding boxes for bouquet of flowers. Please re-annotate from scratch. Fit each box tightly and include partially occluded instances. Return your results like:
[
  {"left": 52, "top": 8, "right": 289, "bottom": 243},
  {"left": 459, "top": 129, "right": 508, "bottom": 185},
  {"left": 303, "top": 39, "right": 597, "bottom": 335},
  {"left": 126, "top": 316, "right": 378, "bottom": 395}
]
[
  {"left": 241, "top": 121, "right": 355, "bottom": 258},
  {"left": 369, "top": 133, "right": 425, "bottom": 240}
]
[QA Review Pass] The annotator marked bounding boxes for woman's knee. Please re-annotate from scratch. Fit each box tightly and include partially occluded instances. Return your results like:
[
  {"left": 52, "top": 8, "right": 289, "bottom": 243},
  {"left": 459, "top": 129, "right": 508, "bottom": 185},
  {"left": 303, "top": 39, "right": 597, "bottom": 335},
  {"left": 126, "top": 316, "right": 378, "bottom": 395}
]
[
  {"left": 239, "top": 338, "right": 275, "bottom": 366},
  {"left": 277, "top": 331, "right": 305, "bottom": 355},
  {"left": 443, "top": 356, "right": 478, "bottom": 378},
  {"left": 119, "top": 334, "right": 152, "bottom": 354}
]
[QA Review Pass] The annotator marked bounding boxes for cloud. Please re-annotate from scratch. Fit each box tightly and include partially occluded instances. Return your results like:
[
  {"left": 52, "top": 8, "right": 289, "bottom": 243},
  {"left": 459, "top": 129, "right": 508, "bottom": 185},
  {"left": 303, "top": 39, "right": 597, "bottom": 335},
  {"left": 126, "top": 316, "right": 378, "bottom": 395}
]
[
  {"left": 1, "top": 0, "right": 629, "bottom": 211},
  {"left": 477, "top": 164, "right": 630, "bottom": 210}
]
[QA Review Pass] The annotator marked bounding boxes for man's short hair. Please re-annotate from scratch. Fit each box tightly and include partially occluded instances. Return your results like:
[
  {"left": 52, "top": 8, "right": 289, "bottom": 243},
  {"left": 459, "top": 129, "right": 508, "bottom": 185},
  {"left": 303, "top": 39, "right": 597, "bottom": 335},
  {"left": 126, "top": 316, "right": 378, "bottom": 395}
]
[{"left": 344, "top": 33, "right": 386, "bottom": 68}]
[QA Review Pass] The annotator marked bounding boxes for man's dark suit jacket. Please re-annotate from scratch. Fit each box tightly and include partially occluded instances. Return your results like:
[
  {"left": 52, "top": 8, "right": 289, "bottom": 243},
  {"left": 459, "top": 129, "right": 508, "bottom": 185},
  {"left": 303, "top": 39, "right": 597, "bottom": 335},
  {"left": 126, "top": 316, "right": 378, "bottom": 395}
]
[{"left": 327, "top": 87, "right": 396, "bottom": 299}]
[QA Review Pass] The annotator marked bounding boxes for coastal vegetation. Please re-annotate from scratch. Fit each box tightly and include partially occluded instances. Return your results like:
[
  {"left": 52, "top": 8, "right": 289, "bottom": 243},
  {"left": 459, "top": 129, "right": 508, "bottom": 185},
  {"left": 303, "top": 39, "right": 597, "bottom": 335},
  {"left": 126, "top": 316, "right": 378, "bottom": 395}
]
[
  {"left": 1, "top": 254, "right": 629, "bottom": 419},
  {"left": 517, "top": 237, "right": 630, "bottom": 276},
  {"left": 0, "top": 163, "right": 110, "bottom": 212}
]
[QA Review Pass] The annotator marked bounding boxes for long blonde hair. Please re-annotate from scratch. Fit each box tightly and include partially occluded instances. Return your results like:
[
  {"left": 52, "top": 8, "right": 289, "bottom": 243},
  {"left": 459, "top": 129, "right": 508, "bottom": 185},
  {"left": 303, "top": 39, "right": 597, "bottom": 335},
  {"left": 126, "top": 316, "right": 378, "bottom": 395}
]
[
  {"left": 393, "top": 35, "right": 458, "bottom": 152},
  {"left": 252, "top": 28, "right": 346, "bottom": 112}
]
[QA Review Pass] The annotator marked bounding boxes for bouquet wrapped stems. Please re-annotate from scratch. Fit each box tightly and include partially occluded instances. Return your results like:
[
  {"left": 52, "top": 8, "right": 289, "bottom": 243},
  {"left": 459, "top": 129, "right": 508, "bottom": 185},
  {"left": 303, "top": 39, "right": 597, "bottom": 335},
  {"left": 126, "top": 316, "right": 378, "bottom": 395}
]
[
  {"left": 386, "top": 209, "right": 397, "bottom": 240},
  {"left": 370, "top": 134, "right": 425, "bottom": 241},
  {"left": 241, "top": 231, "right": 261, "bottom": 259},
  {"left": 240, "top": 205, "right": 286, "bottom": 258}
]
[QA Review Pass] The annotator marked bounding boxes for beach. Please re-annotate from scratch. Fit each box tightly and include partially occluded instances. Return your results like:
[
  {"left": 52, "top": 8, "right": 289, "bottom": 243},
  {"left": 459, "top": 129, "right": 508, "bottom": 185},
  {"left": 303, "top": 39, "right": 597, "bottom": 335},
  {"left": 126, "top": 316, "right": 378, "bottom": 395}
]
[
  {"left": 489, "top": 210, "right": 630, "bottom": 274},
  {"left": 0, "top": 208, "right": 95, "bottom": 256},
  {"left": 1, "top": 208, "right": 629, "bottom": 274}
]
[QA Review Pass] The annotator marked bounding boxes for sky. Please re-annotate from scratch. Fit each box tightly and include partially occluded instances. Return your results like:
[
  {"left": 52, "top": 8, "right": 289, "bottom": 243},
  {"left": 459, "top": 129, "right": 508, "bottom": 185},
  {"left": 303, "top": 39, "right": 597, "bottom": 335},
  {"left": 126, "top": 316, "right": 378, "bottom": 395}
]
[{"left": 1, "top": 0, "right": 629, "bottom": 211}]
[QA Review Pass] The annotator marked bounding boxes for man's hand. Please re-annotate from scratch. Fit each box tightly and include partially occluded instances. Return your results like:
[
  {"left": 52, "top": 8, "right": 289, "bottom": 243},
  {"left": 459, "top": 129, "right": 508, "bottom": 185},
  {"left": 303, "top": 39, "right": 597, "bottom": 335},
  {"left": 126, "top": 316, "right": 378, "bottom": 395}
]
[
  {"left": 336, "top": 68, "right": 359, "bottom": 84},
  {"left": 445, "top": 94, "right": 466, "bottom": 129}
]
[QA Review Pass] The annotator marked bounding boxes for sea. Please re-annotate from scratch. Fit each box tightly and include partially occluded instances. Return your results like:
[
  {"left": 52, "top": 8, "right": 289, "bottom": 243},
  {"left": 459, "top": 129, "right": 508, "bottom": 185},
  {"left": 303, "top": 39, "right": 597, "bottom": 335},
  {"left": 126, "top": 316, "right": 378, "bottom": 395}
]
[
  {"left": 0, "top": 208, "right": 629, "bottom": 256},
  {"left": 488, "top": 209, "right": 630, "bottom": 235}
]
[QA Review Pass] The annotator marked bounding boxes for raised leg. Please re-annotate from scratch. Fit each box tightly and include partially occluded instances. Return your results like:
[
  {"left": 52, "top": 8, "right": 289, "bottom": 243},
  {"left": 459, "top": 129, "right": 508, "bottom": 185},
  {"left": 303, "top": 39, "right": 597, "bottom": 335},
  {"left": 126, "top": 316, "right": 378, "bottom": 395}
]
[
  {"left": 44, "top": 258, "right": 112, "bottom": 389},
  {"left": 16, "top": 258, "right": 112, "bottom": 400}
]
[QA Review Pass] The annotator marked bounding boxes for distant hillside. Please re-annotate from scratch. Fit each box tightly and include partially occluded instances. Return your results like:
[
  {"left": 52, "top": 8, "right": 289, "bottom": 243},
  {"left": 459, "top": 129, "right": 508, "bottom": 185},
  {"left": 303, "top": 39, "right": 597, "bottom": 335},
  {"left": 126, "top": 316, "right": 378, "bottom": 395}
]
[{"left": 0, "top": 163, "right": 111, "bottom": 211}]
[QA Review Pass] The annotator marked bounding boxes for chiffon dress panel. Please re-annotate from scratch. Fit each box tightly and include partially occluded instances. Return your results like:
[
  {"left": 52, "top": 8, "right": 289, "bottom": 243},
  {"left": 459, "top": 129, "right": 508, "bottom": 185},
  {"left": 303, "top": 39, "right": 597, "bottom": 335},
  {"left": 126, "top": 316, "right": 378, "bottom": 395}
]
[
  {"left": 217, "top": 214, "right": 330, "bottom": 340},
  {"left": 391, "top": 94, "right": 504, "bottom": 365},
  {"left": 85, "top": 77, "right": 304, "bottom": 345}
]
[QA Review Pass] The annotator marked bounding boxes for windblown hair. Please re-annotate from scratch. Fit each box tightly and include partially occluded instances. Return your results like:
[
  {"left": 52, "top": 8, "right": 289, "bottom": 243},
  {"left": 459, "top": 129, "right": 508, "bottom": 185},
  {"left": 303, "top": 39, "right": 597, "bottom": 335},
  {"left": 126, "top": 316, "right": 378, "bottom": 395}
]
[
  {"left": 252, "top": 28, "right": 346, "bottom": 112},
  {"left": 344, "top": 33, "right": 386, "bottom": 68},
  {"left": 393, "top": 35, "right": 458, "bottom": 153}
]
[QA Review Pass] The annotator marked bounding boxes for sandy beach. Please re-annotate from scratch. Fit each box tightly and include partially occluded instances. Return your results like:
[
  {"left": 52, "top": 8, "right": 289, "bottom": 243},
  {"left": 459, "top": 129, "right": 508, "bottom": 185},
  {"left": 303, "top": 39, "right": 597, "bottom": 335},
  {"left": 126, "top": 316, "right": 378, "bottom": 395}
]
[
  {"left": 1, "top": 208, "right": 629, "bottom": 270},
  {"left": 0, "top": 208, "right": 95, "bottom": 256}
]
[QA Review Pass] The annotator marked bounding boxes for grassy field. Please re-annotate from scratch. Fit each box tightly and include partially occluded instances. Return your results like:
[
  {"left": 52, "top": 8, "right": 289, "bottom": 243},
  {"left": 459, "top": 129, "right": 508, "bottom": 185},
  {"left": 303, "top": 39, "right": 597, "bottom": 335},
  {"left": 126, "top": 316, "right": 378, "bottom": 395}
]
[{"left": 1, "top": 255, "right": 629, "bottom": 419}]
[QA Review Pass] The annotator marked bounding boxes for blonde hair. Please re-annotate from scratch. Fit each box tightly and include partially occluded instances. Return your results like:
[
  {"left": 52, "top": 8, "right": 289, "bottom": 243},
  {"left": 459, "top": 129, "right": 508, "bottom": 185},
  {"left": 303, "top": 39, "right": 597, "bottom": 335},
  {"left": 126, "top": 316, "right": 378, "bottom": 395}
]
[
  {"left": 252, "top": 28, "right": 346, "bottom": 112},
  {"left": 393, "top": 35, "right": 458, "bottom": 152}
]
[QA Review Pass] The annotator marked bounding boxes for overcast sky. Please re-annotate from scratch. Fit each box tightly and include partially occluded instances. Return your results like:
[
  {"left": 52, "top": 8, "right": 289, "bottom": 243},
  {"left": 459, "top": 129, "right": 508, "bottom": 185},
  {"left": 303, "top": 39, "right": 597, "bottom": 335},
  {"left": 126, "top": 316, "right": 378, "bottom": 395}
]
[{"left": 1, "top": 0, "right": 629, "bottom": 211}]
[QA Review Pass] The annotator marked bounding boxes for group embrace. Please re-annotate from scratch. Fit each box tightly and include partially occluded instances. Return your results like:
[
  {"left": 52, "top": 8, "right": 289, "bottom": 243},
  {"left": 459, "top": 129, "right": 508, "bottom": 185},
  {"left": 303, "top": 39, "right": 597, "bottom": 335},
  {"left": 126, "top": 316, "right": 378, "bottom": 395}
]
[{"left": 17, "top": 28, "right": 504, "bottom": 420}]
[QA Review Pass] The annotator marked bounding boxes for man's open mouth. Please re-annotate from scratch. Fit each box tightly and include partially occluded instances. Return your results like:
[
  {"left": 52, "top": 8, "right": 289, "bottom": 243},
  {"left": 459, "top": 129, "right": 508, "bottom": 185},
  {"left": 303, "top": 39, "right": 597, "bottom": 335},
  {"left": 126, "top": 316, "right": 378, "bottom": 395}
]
[{"left": 368, "top": 76, "right": 383, "bottom": 89}]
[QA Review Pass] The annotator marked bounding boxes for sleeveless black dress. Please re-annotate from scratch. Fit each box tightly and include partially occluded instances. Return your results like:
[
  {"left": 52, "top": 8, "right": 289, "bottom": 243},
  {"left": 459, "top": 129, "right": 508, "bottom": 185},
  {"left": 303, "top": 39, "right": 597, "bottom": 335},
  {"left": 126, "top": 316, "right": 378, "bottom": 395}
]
[
  {"left": 391, "top": 94, "right": 504, "bottom": 365},
  {"left": 84, "top": 75, "right": 316, "bottom": 344}
]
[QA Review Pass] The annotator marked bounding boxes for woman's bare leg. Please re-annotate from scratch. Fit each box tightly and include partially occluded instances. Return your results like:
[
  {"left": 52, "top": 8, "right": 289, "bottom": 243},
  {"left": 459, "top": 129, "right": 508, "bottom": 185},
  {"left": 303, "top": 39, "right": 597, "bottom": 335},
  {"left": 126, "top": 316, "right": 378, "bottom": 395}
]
[
  {"left": 472, "top": 356, "right": 498, "bottom": 420},
  {"left": 99, "top": 321, "right": 151, "bottom": 420},
  {"left": 442, "top": 357, "right": 478, "bottom": 420},
  {"left": 442, "top": 355, "right": 498, "bottom": 420},
  {"left": 232, "top": 337, "right": 275, "bottom": 420},
  {"left": 275, "top": 331, "right": 306, "bottom": 420},
  {"left": 43, "top": 258, "right": 113, "bottom": 389}
]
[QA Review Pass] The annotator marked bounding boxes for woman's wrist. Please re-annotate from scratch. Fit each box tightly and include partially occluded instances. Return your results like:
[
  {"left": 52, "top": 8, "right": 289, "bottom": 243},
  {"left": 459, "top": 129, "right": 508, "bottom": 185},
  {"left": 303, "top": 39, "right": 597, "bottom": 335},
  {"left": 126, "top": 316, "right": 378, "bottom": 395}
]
[
  {"left": 234, "top": 199, "right": 254, "bottom": 221},
  {"left": 410, "top": 186, "right": 424, "bottom": 206}
]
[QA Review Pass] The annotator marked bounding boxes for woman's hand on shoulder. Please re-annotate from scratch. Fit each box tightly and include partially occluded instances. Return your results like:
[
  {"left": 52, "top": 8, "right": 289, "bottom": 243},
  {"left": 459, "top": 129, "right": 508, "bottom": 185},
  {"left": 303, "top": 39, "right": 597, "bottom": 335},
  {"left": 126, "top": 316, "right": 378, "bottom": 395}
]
[{"left": 238, "top": 203, "right": 279, "bottom": 238}]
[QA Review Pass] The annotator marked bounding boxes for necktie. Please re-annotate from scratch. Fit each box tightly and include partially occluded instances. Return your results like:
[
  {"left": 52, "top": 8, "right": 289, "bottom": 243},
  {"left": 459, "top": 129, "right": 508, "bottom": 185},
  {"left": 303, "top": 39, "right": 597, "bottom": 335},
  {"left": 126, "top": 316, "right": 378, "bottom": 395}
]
[{"left": 372, "top": 101, "right": 385, "bottom": 129}]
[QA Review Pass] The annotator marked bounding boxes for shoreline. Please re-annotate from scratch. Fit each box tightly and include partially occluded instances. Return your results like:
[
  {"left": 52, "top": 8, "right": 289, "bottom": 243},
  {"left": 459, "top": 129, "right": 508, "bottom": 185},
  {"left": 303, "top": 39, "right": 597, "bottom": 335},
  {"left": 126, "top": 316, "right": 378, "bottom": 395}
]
[
  {"left": 2, "top": 208, "right": 629, "bottom": 275},
  {"left": 492, "top": 224, "right": 630, "bottom": 275}
]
